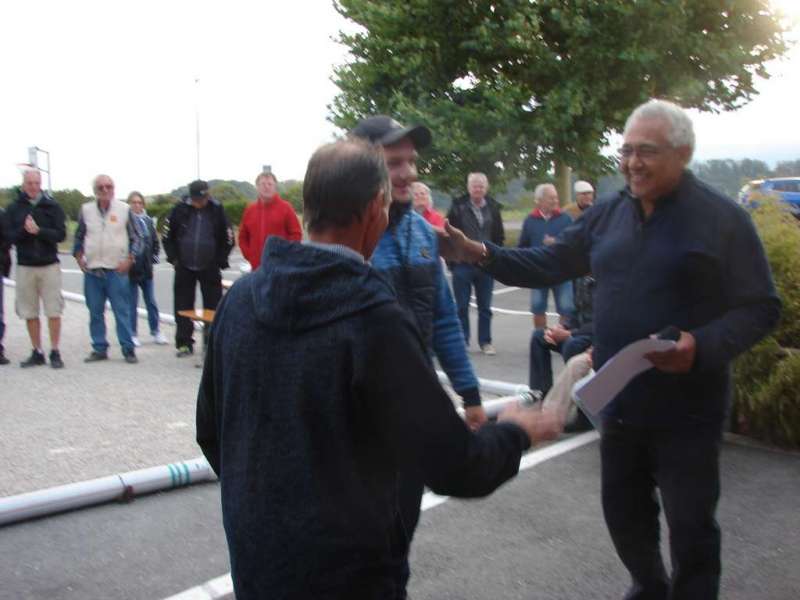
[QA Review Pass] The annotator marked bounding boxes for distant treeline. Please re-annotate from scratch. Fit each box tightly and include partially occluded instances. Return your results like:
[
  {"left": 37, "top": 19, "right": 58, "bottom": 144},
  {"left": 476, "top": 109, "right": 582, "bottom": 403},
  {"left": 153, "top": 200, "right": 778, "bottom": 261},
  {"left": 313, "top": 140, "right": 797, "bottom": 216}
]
[{"left": 1, "top": 158, "right": 797, "bottom": 223}]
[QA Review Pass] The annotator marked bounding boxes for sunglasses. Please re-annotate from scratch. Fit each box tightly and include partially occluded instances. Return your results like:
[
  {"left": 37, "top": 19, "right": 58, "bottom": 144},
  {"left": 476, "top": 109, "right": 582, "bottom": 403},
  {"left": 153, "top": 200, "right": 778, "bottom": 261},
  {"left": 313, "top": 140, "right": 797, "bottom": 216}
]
[{"left": 95, "top": 184, "right": 114, "bottom": 191}]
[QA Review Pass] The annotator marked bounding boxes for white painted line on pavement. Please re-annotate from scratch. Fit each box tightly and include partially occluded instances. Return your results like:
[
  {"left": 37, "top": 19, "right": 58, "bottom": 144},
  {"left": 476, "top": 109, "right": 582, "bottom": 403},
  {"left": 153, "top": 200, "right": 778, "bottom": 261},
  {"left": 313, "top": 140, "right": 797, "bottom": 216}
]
[{"left": 161, "top": 431, "right": 599, "bottom": 600}]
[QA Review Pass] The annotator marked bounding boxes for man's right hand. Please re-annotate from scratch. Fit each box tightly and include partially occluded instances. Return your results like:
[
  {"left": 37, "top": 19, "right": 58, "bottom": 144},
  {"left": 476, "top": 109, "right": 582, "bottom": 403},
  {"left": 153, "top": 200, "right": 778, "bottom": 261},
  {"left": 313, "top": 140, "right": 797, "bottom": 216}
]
[
  {"left": 497, "top": 404, "right": 562, "bottom": 446},
  {"left": 437, "top": 221, "right": 485, "bottom": 263}
]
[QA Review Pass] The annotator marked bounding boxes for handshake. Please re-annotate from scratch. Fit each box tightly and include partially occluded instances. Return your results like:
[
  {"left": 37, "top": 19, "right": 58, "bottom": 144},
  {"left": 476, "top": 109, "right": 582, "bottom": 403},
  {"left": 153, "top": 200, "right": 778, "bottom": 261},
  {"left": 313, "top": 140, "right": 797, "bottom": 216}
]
[{"left": 497, "top": 402, "right": 563, "bottom": 446}]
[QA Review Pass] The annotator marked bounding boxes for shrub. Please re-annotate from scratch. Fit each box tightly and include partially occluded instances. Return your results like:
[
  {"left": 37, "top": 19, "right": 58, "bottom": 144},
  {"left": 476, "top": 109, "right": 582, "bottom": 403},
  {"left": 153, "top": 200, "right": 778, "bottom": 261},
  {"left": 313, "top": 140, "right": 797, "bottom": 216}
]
[{"left": 732, "top": 196, "right": 800, "bottom": 447}]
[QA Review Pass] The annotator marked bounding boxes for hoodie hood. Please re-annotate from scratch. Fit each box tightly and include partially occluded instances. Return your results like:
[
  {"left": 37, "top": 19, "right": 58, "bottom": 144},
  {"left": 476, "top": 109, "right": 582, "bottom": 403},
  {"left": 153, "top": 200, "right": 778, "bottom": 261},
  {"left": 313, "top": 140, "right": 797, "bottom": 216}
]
[{"left": 249, "top": 237, "right": 396, "bottom": 332}]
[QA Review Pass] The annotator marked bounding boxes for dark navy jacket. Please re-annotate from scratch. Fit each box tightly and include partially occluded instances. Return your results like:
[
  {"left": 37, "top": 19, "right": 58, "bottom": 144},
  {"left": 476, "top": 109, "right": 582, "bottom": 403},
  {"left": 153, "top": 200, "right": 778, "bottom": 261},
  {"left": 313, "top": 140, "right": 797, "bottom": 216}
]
[
  {"left": 5, "top": 189, "right": 66, "bottom": 267},
  {"left": 518, "top": 210, "right": 573, "bottom": 249},
  {"left": 196, "top": 237, "right": 529, "bottom": 599},
  {"left": 484, "top": 171, "right": 780, "bottom": 426}
]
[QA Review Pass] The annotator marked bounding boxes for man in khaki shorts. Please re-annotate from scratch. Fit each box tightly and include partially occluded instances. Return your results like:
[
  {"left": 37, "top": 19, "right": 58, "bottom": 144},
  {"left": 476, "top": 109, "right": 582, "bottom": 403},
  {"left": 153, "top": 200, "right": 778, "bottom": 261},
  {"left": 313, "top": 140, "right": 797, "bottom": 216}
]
[{"left": 5, "top": 169, "right": 67, "bottom": 368}]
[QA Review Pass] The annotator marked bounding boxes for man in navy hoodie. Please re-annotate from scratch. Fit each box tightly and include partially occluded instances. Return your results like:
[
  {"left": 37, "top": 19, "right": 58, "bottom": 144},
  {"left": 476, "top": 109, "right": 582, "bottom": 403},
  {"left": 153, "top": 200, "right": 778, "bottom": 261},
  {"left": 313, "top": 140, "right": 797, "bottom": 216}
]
[
  {"left": 196, "top": 139, "right": 560, "bottom": 600},
  {"left": 439, "top": 99, "right": 780, "bottom": 600}
]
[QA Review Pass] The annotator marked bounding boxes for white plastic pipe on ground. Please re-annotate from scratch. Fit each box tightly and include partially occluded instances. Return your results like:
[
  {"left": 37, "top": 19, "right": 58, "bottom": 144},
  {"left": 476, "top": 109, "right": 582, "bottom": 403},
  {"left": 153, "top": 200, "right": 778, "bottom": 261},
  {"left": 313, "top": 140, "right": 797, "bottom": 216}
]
[
  {"left": 436, "top": 370, "right": 532, "bottom": 397},
  {"left": 0, "top": 457, "right": 216, "bottom": 526}
]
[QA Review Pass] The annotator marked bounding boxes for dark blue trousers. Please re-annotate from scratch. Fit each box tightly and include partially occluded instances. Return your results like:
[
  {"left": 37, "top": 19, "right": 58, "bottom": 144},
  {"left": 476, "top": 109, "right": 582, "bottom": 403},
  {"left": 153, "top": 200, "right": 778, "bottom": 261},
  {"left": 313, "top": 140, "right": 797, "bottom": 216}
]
[
  {"left": 601, "top": 420, "right": 723, "bottom": 600},
  {"left": 528, "top": 328, "right": 592, "bottom": 393}
]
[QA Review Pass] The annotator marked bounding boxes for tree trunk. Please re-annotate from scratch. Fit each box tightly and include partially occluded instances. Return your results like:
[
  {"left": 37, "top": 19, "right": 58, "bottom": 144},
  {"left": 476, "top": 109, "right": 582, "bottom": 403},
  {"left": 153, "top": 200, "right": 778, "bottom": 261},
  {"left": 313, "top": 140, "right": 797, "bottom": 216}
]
[{"left": 554, "top": 160, "right": 572, "bottom": 207}]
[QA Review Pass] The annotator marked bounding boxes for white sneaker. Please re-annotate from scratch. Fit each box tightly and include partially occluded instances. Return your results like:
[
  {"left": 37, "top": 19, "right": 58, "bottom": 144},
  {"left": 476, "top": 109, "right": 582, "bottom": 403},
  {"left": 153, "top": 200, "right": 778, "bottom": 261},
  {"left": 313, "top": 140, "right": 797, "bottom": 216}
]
[
  {"left": 480, "top": 343, "right": 496, "bottom": 356},
  {"left": 132, "top": 336, "right": 141, "bottom": 348},
  {"left": 152, "top": 332, "right": 168, "bottom": 345}
]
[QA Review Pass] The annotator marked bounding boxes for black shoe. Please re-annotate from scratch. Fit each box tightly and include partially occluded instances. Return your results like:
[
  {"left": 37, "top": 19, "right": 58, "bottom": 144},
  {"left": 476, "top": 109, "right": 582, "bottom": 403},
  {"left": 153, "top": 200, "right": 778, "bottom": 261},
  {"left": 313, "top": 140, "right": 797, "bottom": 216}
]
[
  {"left": 123, "top": 351, "right": 138, "bottom": 364},
  {"left": 176, "top": 345, "right": 193, "bottom": 358},
  {"left": 49, "top": 350, "right": 64, "bottom": 369},
  {"left": 0, "top": 353, "right": 9, "bottom": 365},
  {"left": 21, "top": 349, "right": 46, "bottom": 368},
  {"left": 84, "top": 350, "right": 109, "bottom": 363}
]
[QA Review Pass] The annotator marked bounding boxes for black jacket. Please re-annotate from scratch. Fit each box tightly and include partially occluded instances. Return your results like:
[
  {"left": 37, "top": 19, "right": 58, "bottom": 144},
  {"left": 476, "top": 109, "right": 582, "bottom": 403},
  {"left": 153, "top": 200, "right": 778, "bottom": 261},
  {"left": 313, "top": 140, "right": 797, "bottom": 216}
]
[
  {"left": 565, "top": 275, "right": 595, "bottom": 338},
  {"left": 447, "top": 194, "right": 505, "bottom": 249},
  {"left": 4, "top": 189, "right": 66, "bottom": 267},
  {"left": 483, "top": 171, "right": 781, "bottom": 426},
  {"left": 0, "top": 208, "right": 11, "bottom": 278},
  {"left": 162, "top": 197, "right": 234, "bottom": 270},
  {"left": 197, "top": 238, "right": 529, "bottom": 599}
]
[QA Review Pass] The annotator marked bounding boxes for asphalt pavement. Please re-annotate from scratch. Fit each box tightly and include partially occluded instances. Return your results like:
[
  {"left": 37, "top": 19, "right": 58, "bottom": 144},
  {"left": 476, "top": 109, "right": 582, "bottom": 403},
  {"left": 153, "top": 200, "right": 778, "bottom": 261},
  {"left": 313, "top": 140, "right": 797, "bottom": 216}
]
[{"left": 1, "top": 269, "right": 799, "bottom": 599}]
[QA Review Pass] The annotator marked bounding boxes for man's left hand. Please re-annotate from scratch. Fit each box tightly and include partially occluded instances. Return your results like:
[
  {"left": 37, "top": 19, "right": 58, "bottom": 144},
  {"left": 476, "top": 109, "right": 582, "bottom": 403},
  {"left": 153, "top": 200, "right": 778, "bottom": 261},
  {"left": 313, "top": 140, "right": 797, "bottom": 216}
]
[
  {"left": 464, "top": 406, "right": 488, "bottom": 431},
  {"left": 645, "top": 330, "right": 696, "bottom": 373}
]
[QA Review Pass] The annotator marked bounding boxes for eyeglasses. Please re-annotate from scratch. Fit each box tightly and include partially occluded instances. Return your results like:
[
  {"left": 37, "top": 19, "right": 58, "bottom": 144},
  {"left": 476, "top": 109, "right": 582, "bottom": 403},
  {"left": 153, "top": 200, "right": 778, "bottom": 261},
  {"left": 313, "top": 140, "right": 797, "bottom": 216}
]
[
  {"left": 95, "top": 184, "right": 114, "bottom": 191},
  {"left": 618, "top": 144, "right": 669, "bottom": 160}
]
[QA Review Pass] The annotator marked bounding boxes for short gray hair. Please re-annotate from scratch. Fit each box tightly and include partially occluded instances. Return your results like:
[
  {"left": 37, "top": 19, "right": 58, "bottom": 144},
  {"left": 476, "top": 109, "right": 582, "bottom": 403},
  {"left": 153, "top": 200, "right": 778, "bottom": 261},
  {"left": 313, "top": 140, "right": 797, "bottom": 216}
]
[
  {"left": 533, "top": 183, "right": 556, "bottom": 201},
  {"left": 92, "top": 174, "right": 114, "bottom": 190},
  {"left": 467, "top": 172, "right": 488, "bottom": 186},
  {"left": 624, "top": 99, "right": 695, "bottom": 157}
]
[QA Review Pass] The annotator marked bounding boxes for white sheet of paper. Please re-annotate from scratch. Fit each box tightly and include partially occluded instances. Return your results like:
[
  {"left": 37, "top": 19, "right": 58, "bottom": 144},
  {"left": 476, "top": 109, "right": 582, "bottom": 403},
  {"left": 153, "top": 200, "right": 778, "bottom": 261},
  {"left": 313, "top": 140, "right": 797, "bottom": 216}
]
[{"left": 572, "top": 338, "right": 677, "bottom": 423}]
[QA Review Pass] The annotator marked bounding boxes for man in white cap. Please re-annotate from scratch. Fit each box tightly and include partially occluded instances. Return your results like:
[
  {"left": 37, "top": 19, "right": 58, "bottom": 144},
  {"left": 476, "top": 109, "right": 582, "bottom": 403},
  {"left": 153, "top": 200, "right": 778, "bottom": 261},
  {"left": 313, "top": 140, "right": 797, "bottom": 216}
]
[{"left": 564, "top": 180, "right": 595, "bottom": 220}]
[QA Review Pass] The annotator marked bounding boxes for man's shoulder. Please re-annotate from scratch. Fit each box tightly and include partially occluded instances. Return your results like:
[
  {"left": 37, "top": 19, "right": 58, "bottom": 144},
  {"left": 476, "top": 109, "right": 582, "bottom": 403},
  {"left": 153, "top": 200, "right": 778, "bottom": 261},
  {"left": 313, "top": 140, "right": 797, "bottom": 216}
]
[{"left": 686, "top": 173, "right": 739, "bottom": 212}]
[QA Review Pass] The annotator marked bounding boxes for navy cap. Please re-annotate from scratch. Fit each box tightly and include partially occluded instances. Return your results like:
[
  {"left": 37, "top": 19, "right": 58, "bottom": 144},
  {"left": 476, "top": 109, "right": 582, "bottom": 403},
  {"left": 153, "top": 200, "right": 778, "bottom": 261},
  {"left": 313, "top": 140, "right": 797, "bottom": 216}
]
[
  {"left": 188, "top": 180, "right": 209, "bottom": 199},
  {"left": 349, "top": 115, "right": 432, "bottom": 149}
]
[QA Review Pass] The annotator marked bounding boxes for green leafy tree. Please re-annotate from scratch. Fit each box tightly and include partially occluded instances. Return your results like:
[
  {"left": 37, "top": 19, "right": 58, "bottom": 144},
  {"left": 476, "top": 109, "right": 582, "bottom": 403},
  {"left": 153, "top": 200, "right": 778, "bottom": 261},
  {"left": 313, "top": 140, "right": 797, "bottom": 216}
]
[
  {"left": 279, "top": 180, "right": 304, "bottom": 214},
  {"left": 331, "top": 0, "right": 788, "bottom": 196},
  {"left": 773, "top": 159, "right": 800, "bottom": 177},
  {"left": 691, "top": 158, "right": 772, "bottom": 198},
  {"left": 209, "top": 182, "right": 248, "bottom": 205},
  {"left": 52, "top": 189, "right": 89, "bottom": 221}
]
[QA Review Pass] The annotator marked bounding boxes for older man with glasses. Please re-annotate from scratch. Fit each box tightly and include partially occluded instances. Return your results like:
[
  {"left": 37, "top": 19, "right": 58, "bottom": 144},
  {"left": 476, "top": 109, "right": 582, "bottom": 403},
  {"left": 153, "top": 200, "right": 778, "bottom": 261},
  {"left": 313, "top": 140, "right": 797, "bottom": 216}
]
[
  {"left": 73, "top": 175, "right": 140, "bottom": 364},
  {"left": 440, "top": 99, "right": 780, "bottom": 600}
]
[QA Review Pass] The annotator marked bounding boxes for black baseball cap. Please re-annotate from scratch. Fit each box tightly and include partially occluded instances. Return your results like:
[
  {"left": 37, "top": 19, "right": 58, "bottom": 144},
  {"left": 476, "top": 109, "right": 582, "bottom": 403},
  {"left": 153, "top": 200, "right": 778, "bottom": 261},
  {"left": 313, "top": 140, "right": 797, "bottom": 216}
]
[
  {"left": 349, "top": 115, "right": 432, "bottom": 149},
  {"left": 189, "top": 180, "right": 209, "bottom": 199}
]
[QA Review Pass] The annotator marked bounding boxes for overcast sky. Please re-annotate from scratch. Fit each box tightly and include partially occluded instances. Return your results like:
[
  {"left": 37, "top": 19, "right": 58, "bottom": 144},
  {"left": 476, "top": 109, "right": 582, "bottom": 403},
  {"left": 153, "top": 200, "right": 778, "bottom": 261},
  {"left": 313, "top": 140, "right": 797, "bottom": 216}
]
[{"left": 1, "top": 0, "right": 797, "bottom": 197}]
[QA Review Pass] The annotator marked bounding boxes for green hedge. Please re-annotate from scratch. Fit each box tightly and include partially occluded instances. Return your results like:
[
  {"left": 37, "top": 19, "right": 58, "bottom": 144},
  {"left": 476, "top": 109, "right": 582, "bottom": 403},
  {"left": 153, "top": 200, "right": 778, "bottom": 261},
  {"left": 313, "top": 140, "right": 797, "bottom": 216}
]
[
  {"left": 732, "top": 196, "right": 800, "bottom": 447},
  {"left": 146, "top": 199, "right": 250, "bottom": 233}
]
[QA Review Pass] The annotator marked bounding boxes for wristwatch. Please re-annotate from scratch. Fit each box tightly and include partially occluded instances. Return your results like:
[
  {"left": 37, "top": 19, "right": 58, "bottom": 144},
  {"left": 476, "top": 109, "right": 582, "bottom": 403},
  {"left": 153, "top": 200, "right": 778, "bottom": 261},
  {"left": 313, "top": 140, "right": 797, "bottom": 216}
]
[{"left": 477, "top": 242, "right": 493, "bottom": 267}]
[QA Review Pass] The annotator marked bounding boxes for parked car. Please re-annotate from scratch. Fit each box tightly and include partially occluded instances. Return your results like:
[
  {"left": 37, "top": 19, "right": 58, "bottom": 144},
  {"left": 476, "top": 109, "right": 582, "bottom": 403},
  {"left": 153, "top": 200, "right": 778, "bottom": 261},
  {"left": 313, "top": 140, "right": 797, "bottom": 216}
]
[{"left": 738, "top": 177, "right": 800, "bottom": 217}]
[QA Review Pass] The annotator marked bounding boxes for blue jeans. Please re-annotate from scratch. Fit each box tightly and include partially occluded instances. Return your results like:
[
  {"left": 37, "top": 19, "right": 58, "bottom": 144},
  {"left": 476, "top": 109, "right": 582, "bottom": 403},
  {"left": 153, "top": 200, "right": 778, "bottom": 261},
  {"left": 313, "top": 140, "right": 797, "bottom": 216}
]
[
  {"left": 84, "top": 270, "right": 134, "bottom": 354},
  {"left": 528, "top": 327, "right": 592, "bottom": 393},
  {"left": 530, "top": 280, "right": 575, "bottom": 319},
  {"left": 129, "top": 277, "right": 161, "bottom": 336},
  {"left": 451, "top": 263, "right": 494, "bottom": 346}
]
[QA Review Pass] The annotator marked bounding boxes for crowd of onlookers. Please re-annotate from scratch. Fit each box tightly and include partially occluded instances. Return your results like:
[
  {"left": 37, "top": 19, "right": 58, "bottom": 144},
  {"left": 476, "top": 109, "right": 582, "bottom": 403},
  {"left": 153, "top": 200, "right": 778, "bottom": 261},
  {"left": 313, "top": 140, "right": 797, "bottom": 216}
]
[
  {"left": 0, "top": 169, "right": 301, "bottom": 366},
  {"left": 1, "top": 160, "right": 595, "bottom": 384}
]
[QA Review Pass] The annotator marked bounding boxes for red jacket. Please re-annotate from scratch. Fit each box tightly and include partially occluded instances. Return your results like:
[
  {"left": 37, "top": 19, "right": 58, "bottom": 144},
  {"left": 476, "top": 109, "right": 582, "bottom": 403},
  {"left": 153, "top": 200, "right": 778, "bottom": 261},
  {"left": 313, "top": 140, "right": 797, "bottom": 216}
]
[
  {"left": 421, "top": 207, "right": 445, "bottom": 228},
  {"left": 238, "top": 196, "right": 302, "bottom": 269}
]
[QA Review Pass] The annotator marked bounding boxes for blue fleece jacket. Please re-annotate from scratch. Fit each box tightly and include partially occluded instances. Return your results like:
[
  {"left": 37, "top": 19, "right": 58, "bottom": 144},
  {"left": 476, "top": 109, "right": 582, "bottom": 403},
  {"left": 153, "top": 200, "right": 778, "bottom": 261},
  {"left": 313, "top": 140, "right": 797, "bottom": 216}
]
[{"left": 371, "top": 205, "right": 481, "bottom": 406}]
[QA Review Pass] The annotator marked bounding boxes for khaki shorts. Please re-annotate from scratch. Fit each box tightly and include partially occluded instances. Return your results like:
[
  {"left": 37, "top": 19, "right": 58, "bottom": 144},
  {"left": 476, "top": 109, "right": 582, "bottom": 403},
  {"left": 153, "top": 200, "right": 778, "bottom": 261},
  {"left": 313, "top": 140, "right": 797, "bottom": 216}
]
[{"left": 15, "top": 263, "right": 65, "bottom": 319}]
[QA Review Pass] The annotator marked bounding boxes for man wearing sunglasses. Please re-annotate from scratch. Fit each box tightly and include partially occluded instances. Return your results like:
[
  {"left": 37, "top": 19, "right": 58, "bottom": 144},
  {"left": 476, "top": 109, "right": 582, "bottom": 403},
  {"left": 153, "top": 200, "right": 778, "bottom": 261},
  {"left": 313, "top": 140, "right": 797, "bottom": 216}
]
[
  {"left": 440, "top": 99, "right": 780, "bottom": 600},
  {"left": 74, "top": 174, "right": 140, "bottom": 364}
]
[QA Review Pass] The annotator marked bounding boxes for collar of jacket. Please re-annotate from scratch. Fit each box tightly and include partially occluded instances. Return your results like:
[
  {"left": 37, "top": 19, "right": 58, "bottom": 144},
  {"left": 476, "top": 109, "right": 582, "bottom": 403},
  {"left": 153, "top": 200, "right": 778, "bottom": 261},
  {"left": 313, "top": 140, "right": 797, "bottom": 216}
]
[
  {"left": 530, "top": 207, "right": 562, "bottom": 219},
  {"left": 623, "top": 169, "right": 693, "bottom": 218},
  {"left": 16, "top": 188, "right": 56, "bottom": 207}
]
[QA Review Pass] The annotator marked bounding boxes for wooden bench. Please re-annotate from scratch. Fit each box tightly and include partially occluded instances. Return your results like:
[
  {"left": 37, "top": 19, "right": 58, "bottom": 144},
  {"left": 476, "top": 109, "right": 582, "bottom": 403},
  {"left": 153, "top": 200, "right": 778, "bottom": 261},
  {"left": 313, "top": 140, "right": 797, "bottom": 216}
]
[{"left": 177, "top": 309, "right": 216, "bottom": 367}]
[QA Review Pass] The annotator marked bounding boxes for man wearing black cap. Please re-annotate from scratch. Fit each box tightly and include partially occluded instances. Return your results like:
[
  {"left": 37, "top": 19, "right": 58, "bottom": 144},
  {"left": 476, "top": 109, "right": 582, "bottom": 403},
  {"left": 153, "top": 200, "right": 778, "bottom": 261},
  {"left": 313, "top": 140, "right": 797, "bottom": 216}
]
[
  {"left": 350, "top": 115, "right": 488, "bottom": 588},
  {"left": 162, "top": 180, "right": 234, "bottom": 357}
]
